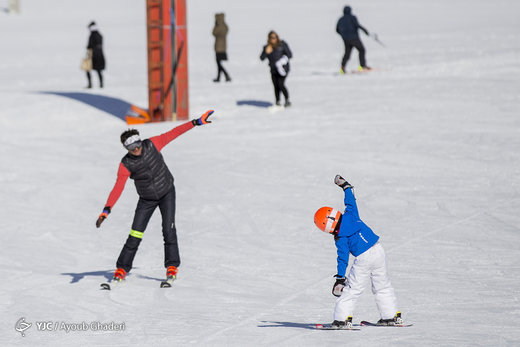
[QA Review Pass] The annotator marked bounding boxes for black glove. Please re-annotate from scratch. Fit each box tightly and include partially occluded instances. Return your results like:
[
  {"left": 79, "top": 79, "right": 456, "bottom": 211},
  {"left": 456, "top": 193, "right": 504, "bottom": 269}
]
[
  {"left": 334, "top": 175, "right": 353, "bottom": 190},
  {"left": 96, "top": 206, "right": 111, "bottom": 228},
  {"left": 332, "top": 276, "right": 346, "bottom": 297}
]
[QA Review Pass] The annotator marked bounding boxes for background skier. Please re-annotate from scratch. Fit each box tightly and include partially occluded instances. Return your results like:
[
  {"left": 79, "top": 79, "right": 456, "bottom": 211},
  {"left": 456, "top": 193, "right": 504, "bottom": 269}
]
[
  {"left": 336, "top": 6, "right": 370, "bottom": 73},
  {"left": 314, "top": 175, "right": 402, "bottom": 329},
  {"left": 86, "top": 21, "right": 105, "bottom": 88},
  {"left": 96, "top": 110, "right": 214, "bottom": 285},
  {"left": 260, "top": 30, "right": 292, "bottom": 107}
]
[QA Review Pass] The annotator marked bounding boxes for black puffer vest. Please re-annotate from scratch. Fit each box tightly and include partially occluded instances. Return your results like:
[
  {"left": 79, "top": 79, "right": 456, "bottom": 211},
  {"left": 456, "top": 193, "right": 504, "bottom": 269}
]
[{"left": 121, "top": 139, "right": 174, "bottom": 200}]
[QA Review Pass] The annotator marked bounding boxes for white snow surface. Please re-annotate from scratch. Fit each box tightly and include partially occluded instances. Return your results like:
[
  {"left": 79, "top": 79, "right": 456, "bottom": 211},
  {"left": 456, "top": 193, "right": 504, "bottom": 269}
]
[{"left": 1, "top": 0, "right": 520, "bottom": 345}]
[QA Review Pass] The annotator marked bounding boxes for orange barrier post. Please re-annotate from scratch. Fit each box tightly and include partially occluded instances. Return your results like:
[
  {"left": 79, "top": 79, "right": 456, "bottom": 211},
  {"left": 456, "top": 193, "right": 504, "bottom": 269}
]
[
  {"left": 173, "top": 0, "right": 188, "bottom": 120},
  {"left": 145, "top": 0, "right": 173, "bottom": 122}
]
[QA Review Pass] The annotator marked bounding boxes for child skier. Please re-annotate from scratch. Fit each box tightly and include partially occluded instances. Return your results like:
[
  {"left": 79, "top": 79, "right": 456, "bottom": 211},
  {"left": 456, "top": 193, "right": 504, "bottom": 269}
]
[
  {"left": 313, "top": 175, "right": 403, "bottom": 329},
  {"left": 95, "top": 110, "right": 214, "bottom": 286}
]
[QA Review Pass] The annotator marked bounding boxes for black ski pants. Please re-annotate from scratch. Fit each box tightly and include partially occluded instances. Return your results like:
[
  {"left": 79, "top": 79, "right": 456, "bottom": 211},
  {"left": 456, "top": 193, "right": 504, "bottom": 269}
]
[
  {"left": 116, "top": 188, "right": 180, "bottom": 273},
  {"left": 270, "top": 73, "right": 289, "bottom": 104},
  {"left": 341, "top": 38, "right": 367, "bottom": 69},
  {"left": 215, "top": 52, "right": 230, "bottom": 81}
]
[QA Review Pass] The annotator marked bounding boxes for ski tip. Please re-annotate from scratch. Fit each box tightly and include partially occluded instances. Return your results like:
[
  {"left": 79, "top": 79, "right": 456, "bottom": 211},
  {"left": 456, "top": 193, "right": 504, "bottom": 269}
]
[
  {"left": 100, "top": 283, "right": 111, "bottom": 290},
  {"left": 160, "top": 281, "right": 172, "bottom": 288}
]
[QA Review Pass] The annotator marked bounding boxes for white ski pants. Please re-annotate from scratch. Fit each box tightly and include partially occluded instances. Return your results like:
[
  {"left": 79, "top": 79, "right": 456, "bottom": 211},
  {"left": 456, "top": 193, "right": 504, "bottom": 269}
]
[{"left": 334, "top": 242, "right": 398, "bottom": 321}]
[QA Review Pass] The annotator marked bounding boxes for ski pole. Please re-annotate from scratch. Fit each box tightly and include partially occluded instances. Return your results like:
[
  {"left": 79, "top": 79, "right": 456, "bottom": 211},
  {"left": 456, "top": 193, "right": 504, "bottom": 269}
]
[{"left": 370, "top": 33, "right": 386, "bottom": 47}]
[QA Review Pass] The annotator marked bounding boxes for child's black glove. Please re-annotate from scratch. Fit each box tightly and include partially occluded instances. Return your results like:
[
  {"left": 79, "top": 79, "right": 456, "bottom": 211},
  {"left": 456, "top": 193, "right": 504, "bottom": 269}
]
[
  {"left": 334, "top": 175, "right": 353, "bottom": 190},
  {"left": 332, "top": 276, "right": 346, "bottom": 297}
]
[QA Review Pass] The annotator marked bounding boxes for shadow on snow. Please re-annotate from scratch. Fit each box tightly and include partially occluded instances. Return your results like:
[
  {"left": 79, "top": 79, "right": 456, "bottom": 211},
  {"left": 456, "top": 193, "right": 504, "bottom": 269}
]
[
  {"left": 236, "top": 100, "right": 273, "bottom": 108},
  {"left": 61, "top": 270, "right": 163, "bottom": 284},
  {"left": 61, "top": 270, "right": 114, "bottom": 284},
  {"left": 39, "top": 91, "right": 135, "bottom": 121}
]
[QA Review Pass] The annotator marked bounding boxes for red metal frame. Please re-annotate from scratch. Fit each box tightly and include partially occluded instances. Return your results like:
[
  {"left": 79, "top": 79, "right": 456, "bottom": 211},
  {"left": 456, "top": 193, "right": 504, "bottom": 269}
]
[
  {"left": 146, "top": 0, "right": 172, "bottom": 122},
  {"left": 126, "top": 0, "right": 188, "bottom": 124},
  {"left": 173, "top": 0, "right": 188, "bottom": 120}
]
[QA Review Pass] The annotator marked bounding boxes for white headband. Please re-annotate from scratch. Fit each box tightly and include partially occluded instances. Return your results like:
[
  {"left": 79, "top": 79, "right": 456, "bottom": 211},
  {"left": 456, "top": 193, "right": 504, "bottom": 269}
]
[{"left": 124, "top": 135, "right": 141, "bottom": 147}]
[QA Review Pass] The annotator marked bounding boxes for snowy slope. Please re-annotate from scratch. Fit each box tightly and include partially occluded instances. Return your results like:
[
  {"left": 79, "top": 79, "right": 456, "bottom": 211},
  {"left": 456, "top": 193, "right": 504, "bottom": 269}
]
[{"left": 1, "top": 0, "right": 520, "bottom": 345}]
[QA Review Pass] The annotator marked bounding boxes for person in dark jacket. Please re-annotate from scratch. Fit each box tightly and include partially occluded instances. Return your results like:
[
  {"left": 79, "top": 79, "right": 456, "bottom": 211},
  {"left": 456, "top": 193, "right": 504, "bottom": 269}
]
[
  {"left": 336, "top": 6, "right": 370, "bottom": 73},
  {"left": 86, "top": 21, "right": 105, "bottom": 88},
  {"left": 260, "top": 31, "right": 292, "bottom": 107},
  {"left": 95, "top": 110, "right": 214, "bottom": 285},
  {"left": 212, "top": 13, "right": 231, "bottom": 82}
]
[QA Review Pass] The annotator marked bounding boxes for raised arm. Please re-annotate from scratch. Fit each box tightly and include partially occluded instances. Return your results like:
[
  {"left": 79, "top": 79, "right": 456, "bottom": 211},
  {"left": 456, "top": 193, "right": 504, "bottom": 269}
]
[
  {"left": 150, "top": 110, "right": 214, "bottom": 151},
  {"left": 150, "top": 121, "right": 195, "bottom": 152},
  {"left": 334, "top": 175, "right": 359, "bottom": 218}
]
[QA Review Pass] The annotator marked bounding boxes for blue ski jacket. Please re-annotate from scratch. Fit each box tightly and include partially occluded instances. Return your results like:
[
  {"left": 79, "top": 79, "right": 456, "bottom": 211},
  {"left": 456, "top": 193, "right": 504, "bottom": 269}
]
[{"left": 334, "top": 187, "right": 379, "bottom": 277}]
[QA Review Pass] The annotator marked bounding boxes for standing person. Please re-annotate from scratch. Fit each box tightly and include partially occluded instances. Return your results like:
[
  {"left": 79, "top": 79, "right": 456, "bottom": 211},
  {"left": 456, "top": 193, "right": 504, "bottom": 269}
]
[
  {"left": 212, "top": 13, "right": 231, "bottom": 82},
  {"left": 260, "top": 31, "right": 292, "bottom": 107},
  {"left": 95, "top": 110, "right": 214, "bottom": 286},
  {"left": 313, "top": 175, "right": 403, "bottom": 329},
  {"left": 336, "top": 6, "right": 371, "bottom": 74},
  {"left": 86, "top": 21, "right": 105, "bottom": 88}
]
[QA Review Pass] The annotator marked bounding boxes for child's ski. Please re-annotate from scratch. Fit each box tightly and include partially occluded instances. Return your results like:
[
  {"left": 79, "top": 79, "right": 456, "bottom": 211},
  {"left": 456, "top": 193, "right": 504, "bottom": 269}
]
[
  {"left": 360, "top": 321, "right": 413, "bottom": 327},
  {"left": 315, "top": 324, "right": 360, "bottom": 331}
]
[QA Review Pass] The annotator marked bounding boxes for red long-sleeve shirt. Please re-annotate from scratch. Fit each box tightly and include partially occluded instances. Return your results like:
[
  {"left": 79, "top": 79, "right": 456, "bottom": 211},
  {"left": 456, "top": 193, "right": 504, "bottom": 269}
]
[{"left": 104, "top": 121, "right": 194, "bottom": 208}]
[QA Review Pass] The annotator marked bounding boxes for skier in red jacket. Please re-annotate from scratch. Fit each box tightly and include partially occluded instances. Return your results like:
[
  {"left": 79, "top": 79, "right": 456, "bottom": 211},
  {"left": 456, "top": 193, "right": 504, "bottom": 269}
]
[{"left": 96, "top": 110, "right": 214, "bottom": 286}]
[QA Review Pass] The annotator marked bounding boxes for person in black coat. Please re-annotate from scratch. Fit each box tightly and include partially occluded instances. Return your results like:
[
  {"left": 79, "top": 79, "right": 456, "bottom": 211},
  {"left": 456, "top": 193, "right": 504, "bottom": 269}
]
[
  {"left": 260, "top": 31, "right": 292, "bottom": 107},
  {"left": 86, "top": 21, "right": 105, "bottom": 88},
  {"left": 336, "top": 6, "right": 370, "bottom": 73}
]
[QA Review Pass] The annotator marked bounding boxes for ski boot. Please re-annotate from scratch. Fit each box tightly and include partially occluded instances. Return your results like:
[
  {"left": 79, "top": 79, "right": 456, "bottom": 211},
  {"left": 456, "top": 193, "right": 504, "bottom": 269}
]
[
  {"left": 377, "top": 312, "right": 403, "bottom": 326},
  {"left": 160, "top": 266, "right": 178, "bottom": 288},
  {"left": 357, "top": 65, "right": 372, "bottom": 72},
  {"left": 100, "top": 268, "right": 127, "bottom": 289},
  {"left": 112, "top": 268, "right": 127, "bottom": 283},
  {"left": 166, "top": 266, "right": 178, "bottom": 280},
  {"left": 331, "top": 316, "right": 353, "bottom": 329}
]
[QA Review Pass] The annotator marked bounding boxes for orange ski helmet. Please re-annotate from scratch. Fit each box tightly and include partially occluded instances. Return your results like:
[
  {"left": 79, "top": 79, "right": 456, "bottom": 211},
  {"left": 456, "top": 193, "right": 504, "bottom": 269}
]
[{"left": 314, "top": 207, "right": 342, "bottom": 233}]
